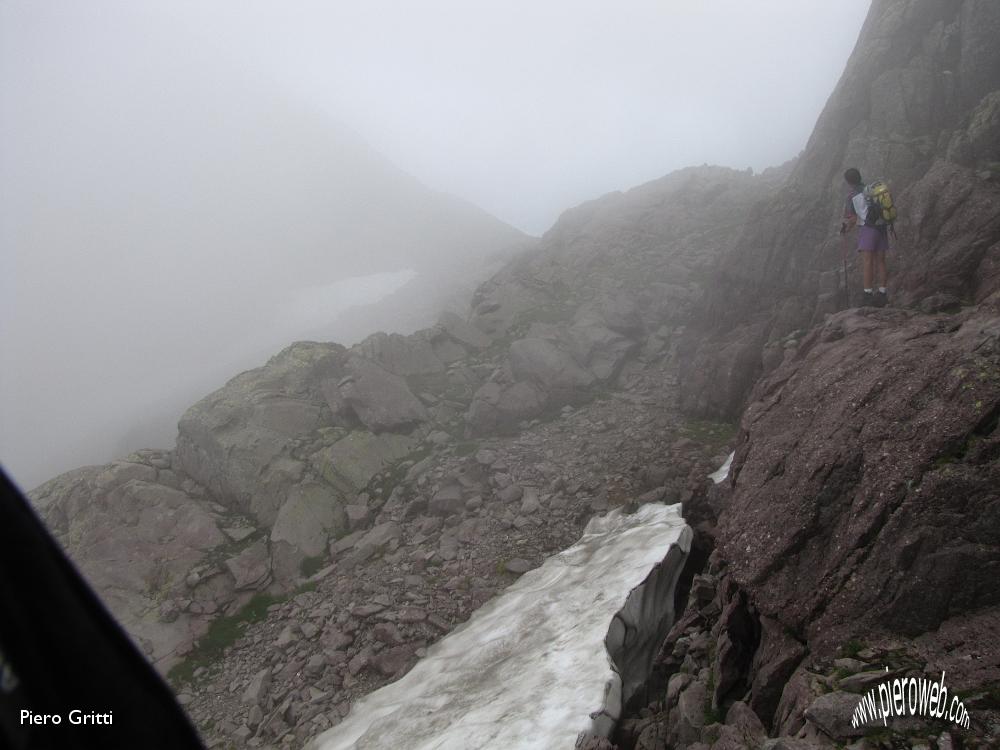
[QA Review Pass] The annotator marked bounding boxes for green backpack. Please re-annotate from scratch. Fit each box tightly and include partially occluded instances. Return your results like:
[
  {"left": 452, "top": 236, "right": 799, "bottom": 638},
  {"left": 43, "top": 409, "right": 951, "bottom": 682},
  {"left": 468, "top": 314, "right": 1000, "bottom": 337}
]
[{"left": 863, "top": 180, "right": 898, "bottom": 227}]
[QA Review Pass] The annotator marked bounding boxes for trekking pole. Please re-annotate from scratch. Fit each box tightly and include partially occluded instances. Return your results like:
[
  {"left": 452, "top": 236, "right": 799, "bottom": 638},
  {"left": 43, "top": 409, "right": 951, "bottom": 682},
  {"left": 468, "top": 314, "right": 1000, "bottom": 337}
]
[{"left": 839, "top": 224, "right": 851, "bottom": 308}]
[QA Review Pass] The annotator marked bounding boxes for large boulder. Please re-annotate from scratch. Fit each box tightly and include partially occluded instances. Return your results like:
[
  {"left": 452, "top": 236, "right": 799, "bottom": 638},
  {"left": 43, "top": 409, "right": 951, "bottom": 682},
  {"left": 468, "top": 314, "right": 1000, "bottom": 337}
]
[
  {"left": 175, "top": 342, "right": 344, "bottom": 514},
  {"left": 252, "top": 457, "right": 307, "bottom": 527},
  {"left": 270, "top": 481, "right": 347, "bottom": 558},
  {"left": 435, "top": 310, "right": 491, "bottom": 349},
  {"left": 469, "top": 266, "right": 553, "bottom": 336},
  {"left": 748, "top": 616, "right": 808, "bottom": 728},
  {"left": 718, "top": 306, "right": 1000, "bottom": 650},
  {"left": 309, "top": 431, "right": 416, "bottom": 497},
  {"left": 563, "top": 320, "right": 638, "bottom": 381},
  {"left": 521, "top": 317, "right": 639, "bottom": 386},
  {"left": 351, "top": 331, "right": 445, "bottom": 376},
  {"left": 579, "top": 292, "right": 644, "bottom": 338},
  {"left": 225, "top": 540, "right": 272, "bottom": 591},
  {"left": 465, "top": 380, "right": 549, "bottom": 435},
  {"left": 508, "top": 337, "right": 596, "bottom": 392},
  {"left": 464, "top": 314, "right": 641, "bottom": 434},
  {"left": 31, "top": 465, "right": 244, "bottom": 670},
  {"left": 802, "top": 692, "right": 866, "bottom": 740},
  {"left": 337, "top": 356, "right": 428, "bottom": 433}
]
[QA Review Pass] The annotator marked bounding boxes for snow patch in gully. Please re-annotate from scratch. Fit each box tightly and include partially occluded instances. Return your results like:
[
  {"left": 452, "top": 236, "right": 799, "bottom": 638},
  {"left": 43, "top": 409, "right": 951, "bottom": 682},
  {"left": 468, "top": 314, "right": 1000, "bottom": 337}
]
[
  {"left": 307, "top": 503, "right": 691, "bottom": 750},
  {"left": 709, "top": 451, "right": 734, "bottom": 484}
]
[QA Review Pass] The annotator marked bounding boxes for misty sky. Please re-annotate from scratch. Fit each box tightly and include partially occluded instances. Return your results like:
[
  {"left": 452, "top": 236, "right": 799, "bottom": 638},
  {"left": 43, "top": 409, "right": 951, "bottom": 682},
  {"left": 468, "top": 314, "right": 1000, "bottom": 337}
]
[
  {"left": 159, "top": 0, "right": 871, "bottom": 233},
  {"left": 1, "top": 1, "right": 869, "bottom": 489},
  {"left": 5, "top": 1, "right": 869, "bottom": 234}
]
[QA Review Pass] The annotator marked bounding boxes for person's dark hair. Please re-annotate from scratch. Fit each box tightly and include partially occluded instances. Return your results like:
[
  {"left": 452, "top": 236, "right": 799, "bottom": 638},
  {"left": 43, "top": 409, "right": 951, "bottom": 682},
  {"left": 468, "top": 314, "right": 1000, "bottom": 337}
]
[{"left": 844, "top": 167, "right": 862, "bottom": 186}]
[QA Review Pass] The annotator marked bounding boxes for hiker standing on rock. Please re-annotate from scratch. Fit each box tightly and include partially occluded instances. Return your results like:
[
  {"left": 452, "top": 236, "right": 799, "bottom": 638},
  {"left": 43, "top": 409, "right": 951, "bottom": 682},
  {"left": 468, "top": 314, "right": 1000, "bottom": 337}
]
[{"left": 840, "top": 167, "right": 895, "bottom": 307}]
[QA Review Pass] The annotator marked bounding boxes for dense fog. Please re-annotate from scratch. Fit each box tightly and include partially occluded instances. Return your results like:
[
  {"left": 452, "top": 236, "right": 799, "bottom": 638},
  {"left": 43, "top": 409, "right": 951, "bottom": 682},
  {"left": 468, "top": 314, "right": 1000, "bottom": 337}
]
[{"left": 1, "top": 1, "right": 867, "bottom": 490}]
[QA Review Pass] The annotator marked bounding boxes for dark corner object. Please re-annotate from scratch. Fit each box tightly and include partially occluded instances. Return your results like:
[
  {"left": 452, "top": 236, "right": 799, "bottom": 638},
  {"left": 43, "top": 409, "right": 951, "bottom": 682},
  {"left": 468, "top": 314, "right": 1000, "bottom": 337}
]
[{"left": 0, "top": 468, "right": 205, "bottom": 749}]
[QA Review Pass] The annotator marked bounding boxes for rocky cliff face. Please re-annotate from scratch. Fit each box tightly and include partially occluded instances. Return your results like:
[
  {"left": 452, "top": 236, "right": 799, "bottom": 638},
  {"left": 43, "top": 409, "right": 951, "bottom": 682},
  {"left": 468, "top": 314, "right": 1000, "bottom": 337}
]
[
  {"left": 702, "top": 0, "right": 1000, "bottom": 664},
  {"left": 463, "top": 165, "right": 789, "bottom": 434},
  {"left": 614, "top": 303, "right": 1000, "bottom": 749},
  {"left": 679, "top": 0, "right": 1000, "bottom": 421},
  {"left": 718, "top": 303, "right": 1000, "bottom": 648},
  {"left": 611, "top": 2, "right": 1000, "bottom": 746}
]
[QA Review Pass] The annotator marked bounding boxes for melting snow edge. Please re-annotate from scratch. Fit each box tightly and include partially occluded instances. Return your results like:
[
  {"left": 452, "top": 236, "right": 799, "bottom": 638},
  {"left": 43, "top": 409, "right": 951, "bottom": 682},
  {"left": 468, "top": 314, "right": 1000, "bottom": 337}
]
[{"left": 306, "top": 503, "right": 692, "bottom": 750}]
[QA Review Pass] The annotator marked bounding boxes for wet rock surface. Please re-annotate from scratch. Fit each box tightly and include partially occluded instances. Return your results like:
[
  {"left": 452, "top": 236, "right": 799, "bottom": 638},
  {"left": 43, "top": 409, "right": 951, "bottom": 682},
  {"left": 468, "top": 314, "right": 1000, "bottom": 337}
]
[
  {"left": 718, "top": 305, "right": 1000, "bottom": 648},
  {"left": 613, "top": 547, "right": 999, "bottom": 750}
]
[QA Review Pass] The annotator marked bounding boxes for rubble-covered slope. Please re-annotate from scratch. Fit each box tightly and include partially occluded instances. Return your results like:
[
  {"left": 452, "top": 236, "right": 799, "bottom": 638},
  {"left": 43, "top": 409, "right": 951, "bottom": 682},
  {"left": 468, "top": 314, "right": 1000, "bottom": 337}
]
[
  {"left": 306, "top": 505, "right": 691, "bottom": 750},
  {"left": 28, "top": 158, "right": 769, "bottom": 674},
  {"left": 30, "top": 314, "right": 497, "bottom": 671}
]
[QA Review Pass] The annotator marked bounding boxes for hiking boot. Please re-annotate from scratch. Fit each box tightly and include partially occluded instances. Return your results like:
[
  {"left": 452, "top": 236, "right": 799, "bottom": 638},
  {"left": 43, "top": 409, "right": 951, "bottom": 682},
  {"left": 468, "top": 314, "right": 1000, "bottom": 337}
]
[
  {"left": 861, "top": 290, "right": 874, "bottom": 306},
  {"left": 874, "top": 290, "right": 888, "bottom": 308}
]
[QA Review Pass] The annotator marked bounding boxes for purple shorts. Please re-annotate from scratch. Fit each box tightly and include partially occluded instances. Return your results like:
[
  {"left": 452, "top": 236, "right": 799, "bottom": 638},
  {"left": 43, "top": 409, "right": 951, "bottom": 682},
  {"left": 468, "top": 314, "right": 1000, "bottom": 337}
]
[{"left": 857, "top": 225, "right": 889, "bottom": 252}]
